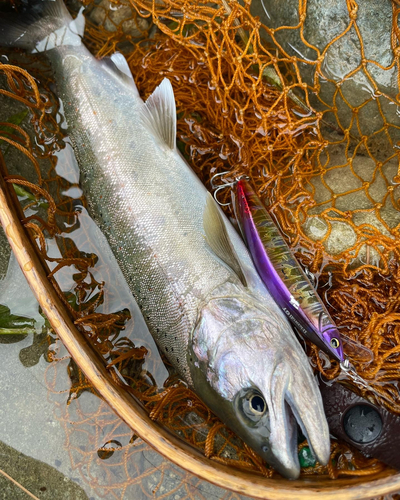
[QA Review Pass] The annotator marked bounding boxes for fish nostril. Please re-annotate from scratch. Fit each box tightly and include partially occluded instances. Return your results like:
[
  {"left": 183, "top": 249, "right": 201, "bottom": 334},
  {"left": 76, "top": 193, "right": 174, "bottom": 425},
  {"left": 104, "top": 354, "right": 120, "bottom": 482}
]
[{"left": 262, "top": 445, "right": 269, "bottom": 453}]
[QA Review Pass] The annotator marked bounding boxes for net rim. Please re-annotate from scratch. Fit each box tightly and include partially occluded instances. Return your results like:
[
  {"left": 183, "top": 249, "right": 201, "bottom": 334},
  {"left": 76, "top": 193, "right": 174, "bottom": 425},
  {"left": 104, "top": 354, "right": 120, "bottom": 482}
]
[{"left": 0, "top": 161, "right": 399, "bottom": 499}]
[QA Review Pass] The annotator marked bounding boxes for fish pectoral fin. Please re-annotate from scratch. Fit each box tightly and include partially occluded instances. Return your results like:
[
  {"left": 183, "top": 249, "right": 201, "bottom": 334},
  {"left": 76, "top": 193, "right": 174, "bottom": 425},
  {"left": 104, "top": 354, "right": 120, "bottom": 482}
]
[
  {"left": 140, "top": 78, "right": 177, "bottom": 150},
  {"left": 101, "top": 53, "right": 139, "bottom": 92},
  {"left": 203, "top": 193, "right": 247, "bottom": 287},
  {"left": 110, "top": 53, "right": 134, "bottom": 79}
]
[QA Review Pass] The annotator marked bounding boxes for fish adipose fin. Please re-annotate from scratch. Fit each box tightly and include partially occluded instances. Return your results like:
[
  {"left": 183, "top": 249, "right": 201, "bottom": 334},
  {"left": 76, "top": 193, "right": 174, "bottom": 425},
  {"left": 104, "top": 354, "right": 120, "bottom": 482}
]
[
  {"left": 203, "top": 193, "right": 247, "bottom": 287},
  {"left": 0, "top": 0, "right": 84, "bottom": 52},
  {"left": 140, "top": 78, "right": 177, "bottom": 150},
  {"left": 101, "top": 53, "right": 139, "bottom": 94}
]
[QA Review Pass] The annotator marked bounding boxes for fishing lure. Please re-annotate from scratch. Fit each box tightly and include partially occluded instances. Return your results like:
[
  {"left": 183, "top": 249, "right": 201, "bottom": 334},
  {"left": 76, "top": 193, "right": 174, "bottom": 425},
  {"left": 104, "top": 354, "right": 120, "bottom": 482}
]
[
  {"left": 233, "top": 178, "right": 371, "bottom": 365},
  {"left": 231, "top": 179, "right": 400, "bottom": 469}
]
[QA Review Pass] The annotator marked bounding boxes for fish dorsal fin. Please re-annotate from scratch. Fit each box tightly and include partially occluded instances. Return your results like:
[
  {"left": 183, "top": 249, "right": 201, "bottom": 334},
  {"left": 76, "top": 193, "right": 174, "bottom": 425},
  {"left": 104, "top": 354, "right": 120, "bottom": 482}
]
[
  {"left": 0, "top": 0, "right": 80, "bottom": 51},
  {"left": 110, "top": 53, "right": 134, "bottom": 80},
  {"left": 140, "top": 78, "right": 176, "bottom": 150},
  {"left": 70, "top": 7, "right": 86, "bottom": 38},
  {"left": 102, "top": 52, "right": 139, "bottom": 93},
  {"left": 203, "top": 193, "right": 247, "bottom": 287}
]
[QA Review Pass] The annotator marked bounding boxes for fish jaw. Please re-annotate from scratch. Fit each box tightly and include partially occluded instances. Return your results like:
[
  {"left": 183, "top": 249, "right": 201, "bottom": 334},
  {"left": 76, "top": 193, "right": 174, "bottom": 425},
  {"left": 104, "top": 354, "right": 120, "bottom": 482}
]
[
  {"left": 188, "top": 282, "right": 330, "bottom": 479},
  {"left": 268, "top": 361, "right": 331, "bottom": 477}
]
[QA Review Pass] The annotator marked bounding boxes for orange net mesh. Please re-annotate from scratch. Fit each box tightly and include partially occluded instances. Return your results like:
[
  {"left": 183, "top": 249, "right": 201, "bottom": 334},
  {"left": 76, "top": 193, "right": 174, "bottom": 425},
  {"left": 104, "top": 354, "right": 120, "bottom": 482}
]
[
  {"left": 110, "top": 0, "right": 400, "bottom": 408},
  {"left": 1, "top": 0, "right": 400, "bottom": 487}
]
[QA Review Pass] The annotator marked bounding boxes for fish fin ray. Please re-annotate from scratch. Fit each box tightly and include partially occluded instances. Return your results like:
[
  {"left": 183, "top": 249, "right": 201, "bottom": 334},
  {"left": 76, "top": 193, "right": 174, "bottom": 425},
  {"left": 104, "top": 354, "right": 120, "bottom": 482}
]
[
  {"left": 101, "top": 53, "right": 139, "bottom": 94},
  {"left": 110, "top": 53, "right": 134, "bottom": 80},
  {"left": 203, "top": 193, "right": 247, "bottom": 287},
  {"left": 70, "top": 7, "right": 85, "bottom": 38},
  {"left": 140, "top": 78, "right": 176, "bottom": 150}
]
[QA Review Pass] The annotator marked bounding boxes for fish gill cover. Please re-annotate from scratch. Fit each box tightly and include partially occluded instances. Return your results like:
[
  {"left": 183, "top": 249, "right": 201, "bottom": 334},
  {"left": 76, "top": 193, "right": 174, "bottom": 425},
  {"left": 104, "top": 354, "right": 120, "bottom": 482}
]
[{"left": 0, "top": 0, "right": 400, "bottom": 487}]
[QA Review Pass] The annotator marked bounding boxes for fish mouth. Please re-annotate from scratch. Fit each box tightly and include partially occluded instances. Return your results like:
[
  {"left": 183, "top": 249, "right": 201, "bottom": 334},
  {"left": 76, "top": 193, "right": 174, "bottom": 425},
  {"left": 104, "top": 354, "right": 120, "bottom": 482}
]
[
  {"left": 265, "top": 362, "right": 330, "bottom": 479},
  {"left": 263, "top": 396, "right": 300, "bottom": 479}
]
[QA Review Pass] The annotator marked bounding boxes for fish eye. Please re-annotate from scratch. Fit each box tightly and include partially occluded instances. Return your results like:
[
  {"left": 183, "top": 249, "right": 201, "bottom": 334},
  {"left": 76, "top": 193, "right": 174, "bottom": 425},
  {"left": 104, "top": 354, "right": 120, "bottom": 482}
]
[
  {"left": 249, "top": 393, "right": 267, "bottom": 415},
  {"left": 235, "top": 388, "right": 269, "bottom": 426},
  {"left": 330, "top": 337, "right": 340, "bottom": 349}
]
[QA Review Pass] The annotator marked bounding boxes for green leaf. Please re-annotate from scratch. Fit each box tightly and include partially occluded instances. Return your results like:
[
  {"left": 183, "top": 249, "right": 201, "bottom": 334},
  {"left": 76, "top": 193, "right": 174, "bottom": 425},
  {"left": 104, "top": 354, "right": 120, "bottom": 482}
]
[
  {"left": 19, "top": 330, "right": 51, "bottom": 367},
  {"left": 65, "top": 292, "right": 78, "bottom": 311},
  {"left": 167, "top": 20, "right": 179, "bottom": 31},
  {"left": 0, "top": 303, "right": 35, "bottom": 335},
  {"left": 177, "top": 139, "right": 190, "bottom": 162},
  {"left": 166, "top": 20, "right": 196, "bottom": 36},
  {"left": 12, "top": 183, "right": 49, "bottom": 209},
  {"left": 191, "top": 112, "right": 203, "bottom": 123},
  {"left": 1, "top": 109, "right": 29, "bottom": 130},
  {"left": 182, "top": 23, "right": 196, "bottom": 36},
  {"left": 0, "top": 109, "right": 48, "bottom": 208}
]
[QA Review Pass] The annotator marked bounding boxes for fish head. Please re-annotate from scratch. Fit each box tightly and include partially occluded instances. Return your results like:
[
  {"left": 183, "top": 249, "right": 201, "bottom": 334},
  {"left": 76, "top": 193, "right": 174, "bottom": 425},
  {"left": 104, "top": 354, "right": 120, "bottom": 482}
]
[{"left": 189, "top": 283, "right": 330, "bottom": 479}]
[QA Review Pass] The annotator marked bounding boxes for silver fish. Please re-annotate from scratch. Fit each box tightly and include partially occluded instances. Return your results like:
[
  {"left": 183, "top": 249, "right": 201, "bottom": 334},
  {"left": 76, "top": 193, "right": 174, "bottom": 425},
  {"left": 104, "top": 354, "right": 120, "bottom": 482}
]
[{"left": 0, "top": 0, "right": 330, "bottom": 478}]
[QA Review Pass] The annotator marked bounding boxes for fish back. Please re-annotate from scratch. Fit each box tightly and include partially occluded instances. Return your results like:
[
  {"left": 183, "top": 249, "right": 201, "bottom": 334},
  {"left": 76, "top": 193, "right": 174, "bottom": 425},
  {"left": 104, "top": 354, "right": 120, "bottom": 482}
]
[{"left": 54, "top": 56, "right": 237, "bottom": 383}]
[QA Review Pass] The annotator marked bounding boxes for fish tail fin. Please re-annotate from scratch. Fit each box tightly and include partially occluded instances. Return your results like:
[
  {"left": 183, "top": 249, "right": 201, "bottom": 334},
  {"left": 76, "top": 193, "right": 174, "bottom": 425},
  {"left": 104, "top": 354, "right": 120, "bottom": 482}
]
[{"left": 0, "top": 0, "right": 85, "bottom": 52}]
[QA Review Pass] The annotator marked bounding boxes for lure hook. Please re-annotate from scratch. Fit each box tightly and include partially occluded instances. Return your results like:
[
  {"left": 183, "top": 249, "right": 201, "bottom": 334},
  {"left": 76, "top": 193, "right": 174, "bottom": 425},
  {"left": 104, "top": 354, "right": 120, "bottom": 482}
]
[
  {"left": 339, "top": 361, "right": 372, "bottom": 391},
  {"left": 210, "top": 171, "right": 231, "bottom": 189},
  {"left": 213, "top": 183, "right": 234, "bottom": 207},
  {"left": 210, "top": 171, "right": 235, "bottom": 207},
  {"left": 210, "top": 172, "right": 249, "bottom": 206}
]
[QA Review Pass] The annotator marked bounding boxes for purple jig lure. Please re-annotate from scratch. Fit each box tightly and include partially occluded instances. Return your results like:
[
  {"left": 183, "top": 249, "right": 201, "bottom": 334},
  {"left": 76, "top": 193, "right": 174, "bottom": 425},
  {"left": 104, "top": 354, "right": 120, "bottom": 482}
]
[{"left": 234, "top": 178, "right": 346, "bottom": 362}]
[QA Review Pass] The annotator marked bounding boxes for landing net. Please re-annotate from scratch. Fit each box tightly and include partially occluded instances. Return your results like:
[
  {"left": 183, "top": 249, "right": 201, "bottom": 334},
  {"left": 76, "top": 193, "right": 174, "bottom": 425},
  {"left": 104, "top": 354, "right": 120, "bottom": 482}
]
[{"left": 0, "top": 0, "right": 399, "bottom": 485}]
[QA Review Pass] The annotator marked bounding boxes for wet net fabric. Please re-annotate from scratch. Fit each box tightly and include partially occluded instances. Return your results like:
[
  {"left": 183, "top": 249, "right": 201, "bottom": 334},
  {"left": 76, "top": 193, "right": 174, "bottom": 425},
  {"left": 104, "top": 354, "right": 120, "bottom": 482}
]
[
  {"left": 0, "top": 0, "right": 400, "bottom": 487},
  {"left": 102, "top": 0, "right": 400, "bottom": 409}
]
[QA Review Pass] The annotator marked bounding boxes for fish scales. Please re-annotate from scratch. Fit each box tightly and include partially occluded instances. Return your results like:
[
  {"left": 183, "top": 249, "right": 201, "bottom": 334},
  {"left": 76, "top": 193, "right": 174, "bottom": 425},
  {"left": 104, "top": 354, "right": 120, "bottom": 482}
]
[{"left": 50, "top": 46, "right": 240, "bottom": 383}]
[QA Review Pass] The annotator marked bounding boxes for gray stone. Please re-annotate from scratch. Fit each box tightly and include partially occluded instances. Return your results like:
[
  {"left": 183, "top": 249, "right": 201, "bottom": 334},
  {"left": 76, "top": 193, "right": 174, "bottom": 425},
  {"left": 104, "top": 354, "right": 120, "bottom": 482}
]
[
  {"left": 301, "top": 143, "right": 400, "bottom": 262},
  {"left": 251, "top": 1, "right": 400, "bottom": 259},
  {"left": 86, "top": 0, "right": 149, "bottom": 38},
  {"left": 0, "top": 441, "right": 88, "bottom": 500},
  {"left": 0, "top": 85, "right": 39, "bottom": 282},
  {"left": 0, "top": 77, "right": 24, "bottom": 282},
  {"left": 252, "top": 0, "right": 399, "bottom": 148}
]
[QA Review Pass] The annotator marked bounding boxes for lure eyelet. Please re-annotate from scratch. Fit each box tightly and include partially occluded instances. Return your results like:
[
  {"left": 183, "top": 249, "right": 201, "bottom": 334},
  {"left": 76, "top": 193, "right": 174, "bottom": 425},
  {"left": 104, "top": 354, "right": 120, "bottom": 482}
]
[
  {"left": 249, "top": 394, "right": 267, "bottom": 415},
  {"left": 330, "top": 337, "right": 340, "bottom": 349}
]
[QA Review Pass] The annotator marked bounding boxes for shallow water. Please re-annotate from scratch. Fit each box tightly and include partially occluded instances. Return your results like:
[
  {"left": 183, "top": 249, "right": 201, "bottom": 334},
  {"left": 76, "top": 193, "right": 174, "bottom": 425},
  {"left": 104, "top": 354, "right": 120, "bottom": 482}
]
[
  {"left": 0, "top": 300, "right": 252, "bottom": 500},
  {"left": 0, "top": 50, "right": 260, "bottom": 499}
]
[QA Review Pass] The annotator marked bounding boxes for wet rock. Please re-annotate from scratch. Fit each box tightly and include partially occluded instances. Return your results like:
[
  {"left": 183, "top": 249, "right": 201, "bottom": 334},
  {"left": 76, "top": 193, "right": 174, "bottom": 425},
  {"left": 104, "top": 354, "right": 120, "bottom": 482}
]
[
  {"left": 0, "top": 92, "right": 36, "bottom": 285},
  {"left": 252, "top": 0, "right": 399, "bottom": 145},
  {"left": 87, "top": 0, "right": 149, "bottom": 38},
  {"left": 251, "top": 1, "right": 400, "bottom": 261},
  {"left": 301, "top": 143, "right": 400, "bottom": 264},
  {"left": 0, "top": 441, "right": 88, "bottom": 500}
]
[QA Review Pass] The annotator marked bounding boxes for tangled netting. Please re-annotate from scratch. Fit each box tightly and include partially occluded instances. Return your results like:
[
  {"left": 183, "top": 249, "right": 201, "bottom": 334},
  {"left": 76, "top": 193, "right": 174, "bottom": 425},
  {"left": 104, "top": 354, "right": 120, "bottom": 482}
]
[
  {"left": 102, "top": 0, "right": 400, "bottom": 408},
  {"left": 1, "top": 0, "right": 400, "bottom": 489}
]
